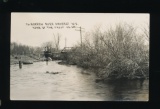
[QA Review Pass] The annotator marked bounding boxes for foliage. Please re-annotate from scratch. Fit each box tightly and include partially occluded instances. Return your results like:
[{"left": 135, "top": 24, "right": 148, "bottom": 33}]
[
  {"left": 41, "top": 33, "right": 61, "bottom": 52},
  {"left": 11, "top": 42, "right": 34, "bottom": 55},
  {"left": 68, "top": 23, "right": 149, "bottom": 80}
]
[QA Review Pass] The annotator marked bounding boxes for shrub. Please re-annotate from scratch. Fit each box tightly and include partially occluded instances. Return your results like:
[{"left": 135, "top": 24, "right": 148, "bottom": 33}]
[{"left": 68, "top": 23, "right": 149, "bottom": 80}]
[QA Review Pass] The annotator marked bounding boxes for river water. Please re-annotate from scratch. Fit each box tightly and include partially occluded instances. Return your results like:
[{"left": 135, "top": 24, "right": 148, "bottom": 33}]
[{"left": 10, "top": 61, "right": 148, "bottom": 101}]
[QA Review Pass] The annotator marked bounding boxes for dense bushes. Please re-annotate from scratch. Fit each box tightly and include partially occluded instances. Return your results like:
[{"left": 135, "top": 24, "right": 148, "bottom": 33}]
[{"left": 68, "top": 23, "right": 149, "bottom": 80}]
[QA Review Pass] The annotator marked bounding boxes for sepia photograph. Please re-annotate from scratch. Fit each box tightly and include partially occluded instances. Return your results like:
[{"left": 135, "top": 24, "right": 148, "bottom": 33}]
[{"left": 10, "top": 13, "right": 149, "bottom": 101}]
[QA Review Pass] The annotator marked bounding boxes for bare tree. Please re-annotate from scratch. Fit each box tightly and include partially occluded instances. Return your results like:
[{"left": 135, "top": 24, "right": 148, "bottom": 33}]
[
  {"left": 141, "top": 22, "right": 149, "bottom": 41},
  {"left": 41, "top": 41, "right": 53, "bottom": 51},
  {"left": 53, "top": 33, "right": 61, "bottom": 51},
  {"left": 68, "top": 23, "right": 149, "bottom": 79}
]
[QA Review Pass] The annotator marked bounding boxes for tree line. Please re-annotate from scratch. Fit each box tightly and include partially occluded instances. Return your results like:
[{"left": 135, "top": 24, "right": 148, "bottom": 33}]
[
  {"left": 11, "top": 32, "right": 62, "bottom": 57},
  {"left": 10, "top": 42, "right": 42, "bottom": 56}
]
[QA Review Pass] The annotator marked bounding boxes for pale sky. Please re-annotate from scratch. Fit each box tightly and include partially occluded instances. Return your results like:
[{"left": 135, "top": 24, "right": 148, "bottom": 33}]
[{"left": 11, "top": 13, "right": 149, "bottom": 49}]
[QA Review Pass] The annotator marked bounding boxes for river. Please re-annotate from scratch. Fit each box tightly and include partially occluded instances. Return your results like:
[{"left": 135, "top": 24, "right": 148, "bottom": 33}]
[{"left": 10, "top": 61, "right": 149, "bottom": 101}]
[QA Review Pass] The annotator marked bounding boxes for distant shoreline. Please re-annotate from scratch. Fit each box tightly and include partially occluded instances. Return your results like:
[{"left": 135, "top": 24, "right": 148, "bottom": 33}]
[{"left": 10, "top": 55, "right": 43, "bottom": 65}]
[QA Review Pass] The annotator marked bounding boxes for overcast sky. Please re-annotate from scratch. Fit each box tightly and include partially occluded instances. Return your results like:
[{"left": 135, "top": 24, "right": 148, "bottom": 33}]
[{"left": 11, "top": 13, "right": 149, "bottom": 49}]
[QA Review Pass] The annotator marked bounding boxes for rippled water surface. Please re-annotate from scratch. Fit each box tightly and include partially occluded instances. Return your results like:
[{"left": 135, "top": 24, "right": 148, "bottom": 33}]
[{"left": 10, "top": 61, "right": 148, "bottom": 101}]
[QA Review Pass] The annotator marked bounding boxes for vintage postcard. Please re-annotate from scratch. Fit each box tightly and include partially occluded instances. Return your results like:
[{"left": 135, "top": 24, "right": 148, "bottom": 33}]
[{"left": 10, "top": 13, "right": 149, "bottom": 101}]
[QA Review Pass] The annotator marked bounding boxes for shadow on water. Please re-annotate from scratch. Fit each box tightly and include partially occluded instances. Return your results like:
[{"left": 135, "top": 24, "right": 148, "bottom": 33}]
[{"left": 101, "top": 79, "right": 149, "bottom": 101}]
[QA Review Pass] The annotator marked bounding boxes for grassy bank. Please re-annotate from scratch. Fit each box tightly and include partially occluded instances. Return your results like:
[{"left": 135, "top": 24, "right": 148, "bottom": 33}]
[{"left": 65, "top": 23, "right": 149, "bottom": 80}]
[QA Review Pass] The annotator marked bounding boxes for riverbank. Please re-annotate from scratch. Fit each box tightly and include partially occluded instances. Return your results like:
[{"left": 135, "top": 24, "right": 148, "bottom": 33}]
[
  {"left": 10, "top": 55, "right": 43, "bottom": 65},
  {"left": 57, "top": 59, "right": 149, "bottom": 81},
  {"left": 57, "top": 23, "right": 149, "bottom": 81}
]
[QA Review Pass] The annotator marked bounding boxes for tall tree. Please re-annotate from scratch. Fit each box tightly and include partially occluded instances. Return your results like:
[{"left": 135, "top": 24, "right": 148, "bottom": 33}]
[{"left": 53, "top": 33, "right": 61, "bottom": 51}]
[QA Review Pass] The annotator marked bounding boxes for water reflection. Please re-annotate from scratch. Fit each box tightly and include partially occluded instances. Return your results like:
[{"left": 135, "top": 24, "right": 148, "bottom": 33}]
[
  {"left": 10, "top": 61, "right": 148, "bottom": 101},
  {"left": 102, "top": 79, "right": 148, "bottom": 101}
]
